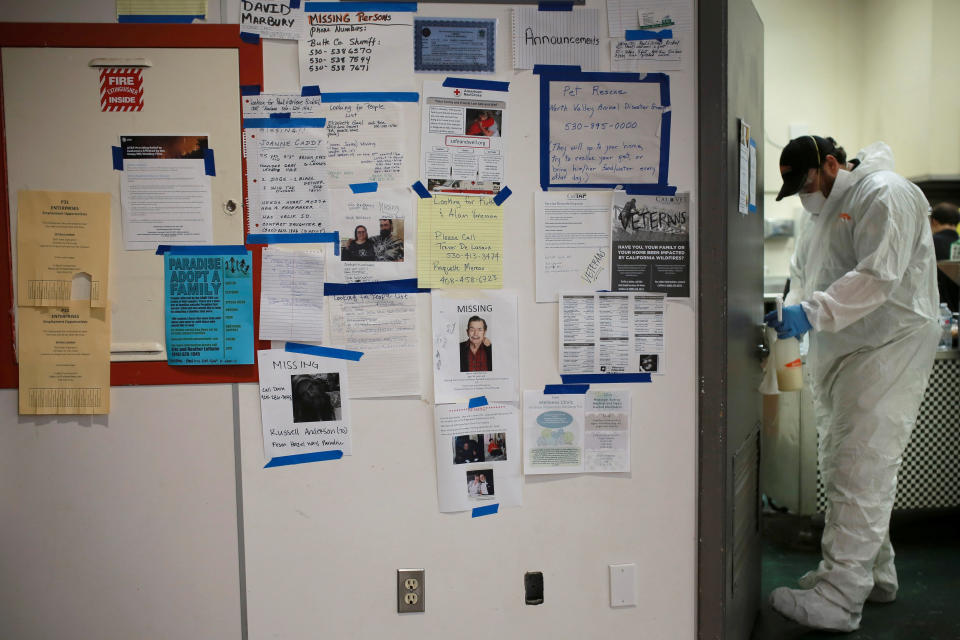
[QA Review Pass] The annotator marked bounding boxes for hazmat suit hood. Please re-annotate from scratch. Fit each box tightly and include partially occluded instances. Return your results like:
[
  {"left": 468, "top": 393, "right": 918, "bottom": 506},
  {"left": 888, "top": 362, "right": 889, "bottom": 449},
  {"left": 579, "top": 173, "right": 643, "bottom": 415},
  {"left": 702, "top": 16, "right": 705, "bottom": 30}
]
[{"left": 850, "top": 141, "right": 895, "bottom": 178}]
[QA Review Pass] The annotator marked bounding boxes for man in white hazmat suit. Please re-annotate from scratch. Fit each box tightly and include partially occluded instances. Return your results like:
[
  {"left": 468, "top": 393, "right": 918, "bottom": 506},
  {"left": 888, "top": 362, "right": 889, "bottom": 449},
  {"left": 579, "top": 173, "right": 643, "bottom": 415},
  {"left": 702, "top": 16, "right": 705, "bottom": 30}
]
[{"left": 764, "top": 135, "right": 939, "bottom": 632}]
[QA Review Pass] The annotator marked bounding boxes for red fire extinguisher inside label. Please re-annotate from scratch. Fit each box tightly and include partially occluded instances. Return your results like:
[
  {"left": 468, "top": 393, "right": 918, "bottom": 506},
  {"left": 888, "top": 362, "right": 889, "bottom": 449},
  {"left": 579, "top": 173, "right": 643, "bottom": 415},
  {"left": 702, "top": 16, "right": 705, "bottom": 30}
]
[{"left": 100, "top": 68, "right": 143, "bottom": 112}]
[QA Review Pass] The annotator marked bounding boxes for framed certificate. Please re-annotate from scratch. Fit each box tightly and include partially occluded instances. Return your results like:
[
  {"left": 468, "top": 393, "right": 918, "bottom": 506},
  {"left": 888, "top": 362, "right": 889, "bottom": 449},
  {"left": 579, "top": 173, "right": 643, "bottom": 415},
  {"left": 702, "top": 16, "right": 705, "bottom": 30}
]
[{"left": 414, "top": 18, "right": 496, "bottom": 73}]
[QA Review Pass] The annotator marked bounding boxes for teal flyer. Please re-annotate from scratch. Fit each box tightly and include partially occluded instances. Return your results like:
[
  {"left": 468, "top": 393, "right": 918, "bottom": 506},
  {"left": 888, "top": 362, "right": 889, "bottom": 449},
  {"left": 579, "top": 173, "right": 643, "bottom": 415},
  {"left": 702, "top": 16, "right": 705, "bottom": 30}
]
[{"left": 164, "top": 246, "right": 254, "bottom": 365}]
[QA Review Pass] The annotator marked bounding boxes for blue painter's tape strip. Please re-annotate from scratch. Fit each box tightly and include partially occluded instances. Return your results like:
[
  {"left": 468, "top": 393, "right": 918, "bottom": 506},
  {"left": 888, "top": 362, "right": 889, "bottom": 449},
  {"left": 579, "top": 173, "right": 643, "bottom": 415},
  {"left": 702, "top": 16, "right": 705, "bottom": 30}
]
[
  {"left": 349, "top": 182, "right": 378, "bottom": 194},
  {"left": 305, "top": 2, "right": 417, "bottom": 11},
  {"left": 657, "top": 72, "right": 671, "bottom": 107},
  {"left": 289, "top": 0, "right": 301, "bottom": 8},
  {"left": 241, "top": 84, "right": 261, "bottom": 96},
  {"left": 204, "top": 148, "right": 216, "bottom": 176},
  {"left": 301, "top": 85, "right": 321, "bottom": 97},
  {"left": 324, "top": 279, "right": 428, "bottom": 296},
  {"left": 442, "top": 77, "right": 509, "bottom": 92},
  {"left": 412, "top": 181, "right": 431, "bottom": 199},
  {"left": 246, "top": 231, "right": 339, "bottom": 245},
  {"left": 492, "top": 186, "right": 512, "bottom": 206},
  {"left": 468, "top": 396, "right": 489, "bottom": 408},
  {"left": 543, "top": 384, "right": 589, "bottom": 394},
  {"left": 264, "top": 450, "right": 343, "bottom": 468},
  {"left": 658, "top": 109, "right": 671, "bottom": 184},
  {"left": 285, "top": 342, "right": 364, "bottom": 361},
  {"left": 244, "top": 117, "right": 326, "bottom": 128},
  {"left": 269, "top": 112, "right": 292, "bottom": 119},
  {"left": 117, "top": 14, "right": 204, "bottom": 23},
  {"left": 532, "top": 64, "right": 581, "bottom": 75},
  {"left": 625, "top": 28, "right": 673, "bottom": 40},
  {"left": 112, "top": 146, "right": 123, "bottom": 171},
  {"left": 624, "top": 184, "right": 677, "bottom": 196},
  {"left": 539, "top": 1, "right": 573, "bottom": 10},
  {"left": 321, "top": 92, "right": 419, "bottom": 103},
  {"left": 239, "top": 31, "right": 260, "bottom": 44},
  {"left": 159, "top": 245, "right": 249, "bottom": 255},
  {"left": 560, "top": 373, "right": 652, "bottom": 384},
  {"left": 472, "top": 503, "right": 499, "bottom": 517},
  {"left": 539, "top": 74, "right": 550, "bottom": 190}
]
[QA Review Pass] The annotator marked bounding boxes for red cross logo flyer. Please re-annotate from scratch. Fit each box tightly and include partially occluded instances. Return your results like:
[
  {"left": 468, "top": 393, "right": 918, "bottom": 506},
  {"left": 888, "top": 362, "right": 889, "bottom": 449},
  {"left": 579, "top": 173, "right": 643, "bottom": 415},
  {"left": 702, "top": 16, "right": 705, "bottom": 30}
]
[{"left": 99, "top": 68, "right": 143, "bottom": 112}]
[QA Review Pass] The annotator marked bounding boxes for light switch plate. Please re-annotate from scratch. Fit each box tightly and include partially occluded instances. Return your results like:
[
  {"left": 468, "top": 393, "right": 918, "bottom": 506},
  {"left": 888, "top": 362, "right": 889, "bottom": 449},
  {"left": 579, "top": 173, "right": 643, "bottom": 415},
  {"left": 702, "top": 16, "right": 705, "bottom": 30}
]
[
  {"left": 609, "top": 563, "right": 637, "bottom": 607},
  {"left": 397, "top": 569, "right": 425, "bottom": 613}
]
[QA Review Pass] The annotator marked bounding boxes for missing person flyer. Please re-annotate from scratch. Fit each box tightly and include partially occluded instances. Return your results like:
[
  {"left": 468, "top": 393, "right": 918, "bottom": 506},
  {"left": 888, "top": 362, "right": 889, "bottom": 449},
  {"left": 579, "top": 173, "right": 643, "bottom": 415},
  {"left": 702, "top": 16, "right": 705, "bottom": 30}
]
[
  {"left": 431, "top": 290, "right": 519, "bottom": 404},
  {"left": 164, "top": 247, "right": 254, "bottom": 365},
  {"left": 434, "top": 400, "right": 521, "bottom": 513},
  {"left": 258, "top": 348, "right": 352, "bottom": 459}
]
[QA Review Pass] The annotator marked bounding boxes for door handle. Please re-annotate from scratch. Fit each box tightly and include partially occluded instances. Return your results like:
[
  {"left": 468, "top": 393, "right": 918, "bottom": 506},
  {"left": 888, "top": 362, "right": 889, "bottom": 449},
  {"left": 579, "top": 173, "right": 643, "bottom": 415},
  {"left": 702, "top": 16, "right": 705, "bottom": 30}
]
[{"left": 756, "top": 324, "right": 770, "bottom": 361}]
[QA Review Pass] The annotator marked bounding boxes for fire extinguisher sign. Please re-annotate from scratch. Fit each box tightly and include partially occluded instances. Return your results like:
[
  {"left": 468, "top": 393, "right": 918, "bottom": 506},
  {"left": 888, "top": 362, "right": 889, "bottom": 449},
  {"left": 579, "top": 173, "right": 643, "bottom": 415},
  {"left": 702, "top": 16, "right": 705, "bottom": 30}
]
[{"left": 99, "top": 68, "right": 143, "bottom": 112}]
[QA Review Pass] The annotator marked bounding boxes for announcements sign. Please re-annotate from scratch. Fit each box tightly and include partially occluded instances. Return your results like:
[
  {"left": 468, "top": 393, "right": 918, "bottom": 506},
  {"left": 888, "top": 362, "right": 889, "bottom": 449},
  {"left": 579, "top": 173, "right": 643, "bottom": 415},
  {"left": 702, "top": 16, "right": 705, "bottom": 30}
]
[{"left": 99, "top": 67, "right": 144, "bottom": 112}]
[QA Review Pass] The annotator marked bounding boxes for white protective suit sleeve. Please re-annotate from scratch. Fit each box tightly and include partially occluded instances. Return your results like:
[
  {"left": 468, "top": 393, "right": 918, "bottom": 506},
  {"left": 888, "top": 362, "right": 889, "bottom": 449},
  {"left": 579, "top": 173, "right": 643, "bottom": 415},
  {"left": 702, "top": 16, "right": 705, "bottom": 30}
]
[
  {"left": 799, "top": 183, "right": 915, "bottom": 333},
  {"left": 784, "top": 215, "right": 810, "bottom": 307}
]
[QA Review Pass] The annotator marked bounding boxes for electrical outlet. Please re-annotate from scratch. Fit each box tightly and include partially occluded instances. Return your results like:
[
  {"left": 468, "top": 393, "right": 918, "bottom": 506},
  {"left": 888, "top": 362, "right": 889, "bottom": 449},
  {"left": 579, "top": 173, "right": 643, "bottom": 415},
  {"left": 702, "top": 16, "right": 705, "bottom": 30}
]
[{"left": 397, "top": 569, "right": 425, "bottom": 613}]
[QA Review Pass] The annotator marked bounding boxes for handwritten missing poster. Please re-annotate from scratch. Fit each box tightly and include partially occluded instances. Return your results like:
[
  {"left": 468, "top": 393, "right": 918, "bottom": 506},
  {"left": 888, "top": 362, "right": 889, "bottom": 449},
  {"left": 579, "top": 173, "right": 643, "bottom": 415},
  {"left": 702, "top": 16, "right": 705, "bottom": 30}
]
[
  {"left": 299, "top": 2, "right": 415, "bottom": 91},
  {"left": 258, "top": 348, "right": 353, "bottom": 459},
  {"left": 243, "top": 120, "right": 328, "bottom": 237},
  {"left": 540, "top": 71, "right": 671, "bottom": 190}
]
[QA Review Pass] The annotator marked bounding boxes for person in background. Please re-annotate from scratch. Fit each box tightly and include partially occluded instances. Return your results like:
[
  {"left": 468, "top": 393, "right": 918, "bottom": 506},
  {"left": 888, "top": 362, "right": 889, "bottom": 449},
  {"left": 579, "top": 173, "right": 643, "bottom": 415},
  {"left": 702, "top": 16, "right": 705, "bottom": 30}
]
[
  {"left": 929, "top": 202, "right": 959, "bottom": 311},
  {"left": 764, "top": 135, "right": 939, "bottom": 632}
]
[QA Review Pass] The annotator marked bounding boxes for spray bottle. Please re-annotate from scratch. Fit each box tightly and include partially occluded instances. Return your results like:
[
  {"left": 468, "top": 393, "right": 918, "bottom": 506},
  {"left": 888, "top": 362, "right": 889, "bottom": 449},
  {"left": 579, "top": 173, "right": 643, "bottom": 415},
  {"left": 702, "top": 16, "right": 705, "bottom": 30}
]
[{"left": 772, "top": 295, "right": 804, "bottom": 391}]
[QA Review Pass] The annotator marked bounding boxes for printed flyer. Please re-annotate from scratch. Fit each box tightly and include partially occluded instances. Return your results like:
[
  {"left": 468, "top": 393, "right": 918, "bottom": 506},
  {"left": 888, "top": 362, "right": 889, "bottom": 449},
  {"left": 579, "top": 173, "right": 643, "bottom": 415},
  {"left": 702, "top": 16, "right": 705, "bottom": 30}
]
[{"left": 164, "top": 247, "right": 254, "bottom": 365}]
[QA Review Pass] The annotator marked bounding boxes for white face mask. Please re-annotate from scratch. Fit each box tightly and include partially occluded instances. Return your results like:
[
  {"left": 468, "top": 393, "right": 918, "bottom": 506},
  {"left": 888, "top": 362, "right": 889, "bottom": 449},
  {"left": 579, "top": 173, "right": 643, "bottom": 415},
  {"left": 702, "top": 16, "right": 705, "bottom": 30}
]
[{"left": 799, "top": 189, "right": 827, "bottom": 214}]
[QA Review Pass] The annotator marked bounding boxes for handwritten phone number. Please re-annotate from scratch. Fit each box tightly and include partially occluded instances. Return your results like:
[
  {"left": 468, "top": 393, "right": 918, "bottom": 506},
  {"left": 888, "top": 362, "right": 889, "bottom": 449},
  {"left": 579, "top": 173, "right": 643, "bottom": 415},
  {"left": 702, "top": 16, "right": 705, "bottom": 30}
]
[
  {"left": 563, "top": 121, "right": 638, "bottom": 131},
  {"left": 309, "top": 63, "right": 371, "bottom": 72}
]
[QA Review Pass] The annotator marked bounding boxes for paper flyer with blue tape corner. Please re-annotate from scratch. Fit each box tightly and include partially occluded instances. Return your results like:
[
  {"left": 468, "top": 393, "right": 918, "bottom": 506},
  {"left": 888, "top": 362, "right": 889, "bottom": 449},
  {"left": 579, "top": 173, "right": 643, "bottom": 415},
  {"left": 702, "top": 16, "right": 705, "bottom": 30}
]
[
  {"left": 434, "top": 400, "right": 521, "bottom": 513},
  {"left": 538, "top": 70, "right": 671, "bottom": 192},
  {"left": 558, "top": 291, "right": 665, "bottom": 375},
  {"left": 325, "top": 187, "right": 416, "bottom": 284},
  {"left": 299, "top": 2, "right": 416, "bottom": 92},
  {"left": 163, "top": 247, "right": 254, "bottom": 365},
  {"left": 257, "top": 347, "right": 354, "bottom": 462},
  {"left": 420, "top": 79, "right": 508, "bottom": 196},
  {"left": 523, "top": 388, "right": 631, "bottom": 474}
]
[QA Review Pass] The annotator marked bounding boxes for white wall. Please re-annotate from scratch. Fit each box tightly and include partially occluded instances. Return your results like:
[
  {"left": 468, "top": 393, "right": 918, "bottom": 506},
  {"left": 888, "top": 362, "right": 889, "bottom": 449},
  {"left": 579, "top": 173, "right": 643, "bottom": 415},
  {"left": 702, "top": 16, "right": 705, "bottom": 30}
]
[
  {"left": 0, "top": 387, "right": 242, "bottom": 639},
  {"left": 0, "top": 1, "right": 699, "bottom": 639},
  {"left": 754, "top": 0, "right": 866, "bottom": 286},
  {"left": 0, "top": 3, "right": 238, "bottom": 640},
  {"left": 240, "top": 1, "right": 698, "bottom": 638},
  {"left": 755, "top": 0, "right": 959, "bottom": 284}
]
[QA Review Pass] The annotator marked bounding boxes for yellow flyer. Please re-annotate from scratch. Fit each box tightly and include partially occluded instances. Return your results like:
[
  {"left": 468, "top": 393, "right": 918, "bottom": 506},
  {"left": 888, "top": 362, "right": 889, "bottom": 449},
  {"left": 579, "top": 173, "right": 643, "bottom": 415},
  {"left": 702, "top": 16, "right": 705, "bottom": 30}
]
[
  {"left": 416, "top": 195, "right": 503, "bottom": 288},
  {"left": 17, "top": 190, "right": 110, "bottom": 307},
  {"left": 18, "top": 302, "right": 111, "bottom": 415}
]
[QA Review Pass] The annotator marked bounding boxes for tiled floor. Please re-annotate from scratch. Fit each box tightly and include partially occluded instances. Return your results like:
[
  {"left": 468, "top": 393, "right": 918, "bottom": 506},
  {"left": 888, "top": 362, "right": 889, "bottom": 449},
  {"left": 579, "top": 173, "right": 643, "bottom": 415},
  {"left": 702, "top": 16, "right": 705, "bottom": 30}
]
[{"left": 752, "top": 510, "right": 960, "bottom": 639}]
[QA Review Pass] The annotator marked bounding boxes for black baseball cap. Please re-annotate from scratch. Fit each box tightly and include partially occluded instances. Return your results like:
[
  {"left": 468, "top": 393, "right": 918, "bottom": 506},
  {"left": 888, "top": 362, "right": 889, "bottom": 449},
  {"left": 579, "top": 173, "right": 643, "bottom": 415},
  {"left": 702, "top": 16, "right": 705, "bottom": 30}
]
[{"left": 776, "top": 135, "right": 837, "bottom": 201}]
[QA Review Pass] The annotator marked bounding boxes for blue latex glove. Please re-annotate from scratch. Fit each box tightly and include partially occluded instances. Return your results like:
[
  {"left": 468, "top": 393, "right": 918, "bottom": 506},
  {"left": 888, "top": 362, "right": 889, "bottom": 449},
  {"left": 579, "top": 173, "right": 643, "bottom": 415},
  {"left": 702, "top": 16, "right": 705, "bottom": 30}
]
[{"left": 764, "top": 304, "right": 812, "bottom": 339}]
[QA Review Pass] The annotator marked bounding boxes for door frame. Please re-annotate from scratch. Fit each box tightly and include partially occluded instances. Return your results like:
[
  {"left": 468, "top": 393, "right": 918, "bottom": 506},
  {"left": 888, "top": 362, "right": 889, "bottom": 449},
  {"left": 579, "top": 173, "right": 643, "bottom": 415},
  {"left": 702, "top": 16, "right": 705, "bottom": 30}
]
[{"left": 697, "top": 0, "right": 763, "bottom": 637}]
